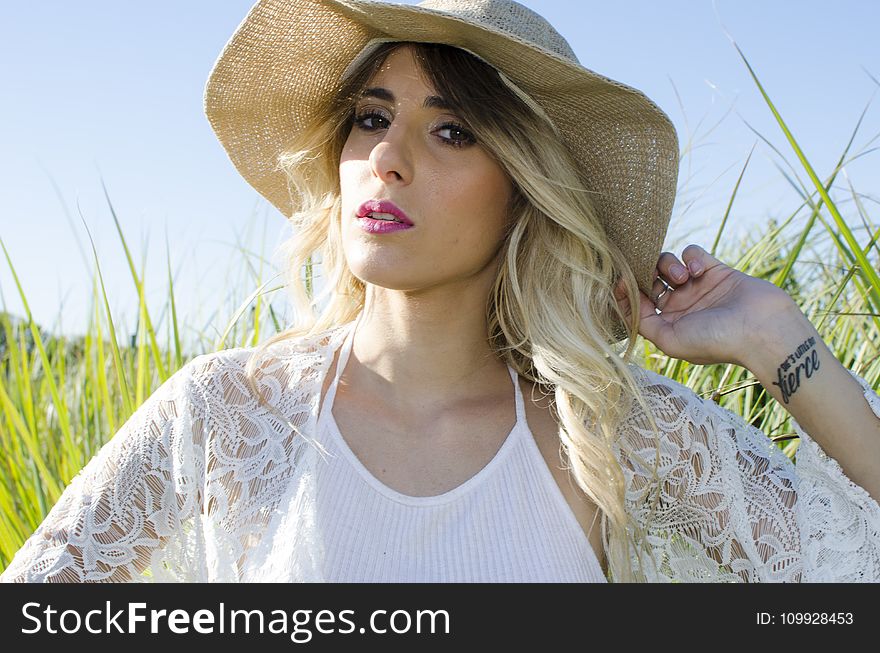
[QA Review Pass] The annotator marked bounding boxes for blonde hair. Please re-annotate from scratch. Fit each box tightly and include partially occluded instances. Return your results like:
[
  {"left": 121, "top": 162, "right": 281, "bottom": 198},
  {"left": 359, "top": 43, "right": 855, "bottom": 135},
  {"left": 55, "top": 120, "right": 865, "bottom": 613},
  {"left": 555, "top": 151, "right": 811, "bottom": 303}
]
[{"left": 245, "top": 42, "right": 664, "bottom": 582}]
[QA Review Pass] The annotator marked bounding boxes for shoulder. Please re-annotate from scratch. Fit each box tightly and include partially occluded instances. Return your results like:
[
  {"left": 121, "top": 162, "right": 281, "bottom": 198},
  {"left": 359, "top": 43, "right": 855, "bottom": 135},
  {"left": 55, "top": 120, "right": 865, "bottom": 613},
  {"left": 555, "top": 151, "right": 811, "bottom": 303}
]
[
  {"left": 623, "top": 362, "right": 699, "bottom": 397},
  {"left": 621, "top": 362, "right": 715, "bottom": 425},
  {"left": 616, "top": 363, "right": 787, "bottom": 470},
  {"left": 175, "top": 322, "right": 351, "bottom": 404},
  {"left": 613, "top": 363, "right": 728, "bottom": 482}
]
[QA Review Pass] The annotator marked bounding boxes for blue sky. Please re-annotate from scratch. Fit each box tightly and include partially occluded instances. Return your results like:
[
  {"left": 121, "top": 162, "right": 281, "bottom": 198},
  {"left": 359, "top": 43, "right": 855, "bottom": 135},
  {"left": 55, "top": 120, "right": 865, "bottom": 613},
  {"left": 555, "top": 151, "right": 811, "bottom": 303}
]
[{"left": 1, "top": 1, "right": 878, "bottom": 345}]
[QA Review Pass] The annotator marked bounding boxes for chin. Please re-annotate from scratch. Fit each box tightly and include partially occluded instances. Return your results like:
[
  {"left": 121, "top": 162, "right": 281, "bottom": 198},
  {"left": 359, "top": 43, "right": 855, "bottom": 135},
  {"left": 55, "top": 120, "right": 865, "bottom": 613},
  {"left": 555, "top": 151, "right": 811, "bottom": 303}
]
[
  {"left": 343, "top": 243, "right": 418, "bottom": 290},
  {"left": 348, "top": 264, "right": 424, "bottom": 291}
]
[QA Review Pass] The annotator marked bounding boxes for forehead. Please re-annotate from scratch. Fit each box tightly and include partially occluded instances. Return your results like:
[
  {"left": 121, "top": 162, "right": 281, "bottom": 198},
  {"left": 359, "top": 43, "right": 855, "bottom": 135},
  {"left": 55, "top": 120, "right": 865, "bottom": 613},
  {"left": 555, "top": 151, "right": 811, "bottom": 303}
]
[{"left": 366, "top": 46, "right": 436, "bottom": 95}]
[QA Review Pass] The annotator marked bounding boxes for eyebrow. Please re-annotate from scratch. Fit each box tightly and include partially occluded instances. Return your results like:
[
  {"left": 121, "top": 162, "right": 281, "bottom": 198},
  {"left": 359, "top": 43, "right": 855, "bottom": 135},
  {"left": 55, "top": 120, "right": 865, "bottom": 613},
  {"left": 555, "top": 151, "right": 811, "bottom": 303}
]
[{"left": 360, "top": 87, "right": 453, "bottom": 111}]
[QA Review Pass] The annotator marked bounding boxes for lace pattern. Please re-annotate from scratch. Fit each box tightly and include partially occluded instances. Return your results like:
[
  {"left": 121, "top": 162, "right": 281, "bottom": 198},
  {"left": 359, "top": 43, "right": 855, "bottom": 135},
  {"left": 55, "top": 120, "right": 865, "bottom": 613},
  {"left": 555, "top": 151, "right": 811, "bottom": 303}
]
[
  {"left": 618, "top": 366, "right": 880, "bottom": 582},
  {"left": 2, "top": 322, "right": 878, "bottom": 582}
]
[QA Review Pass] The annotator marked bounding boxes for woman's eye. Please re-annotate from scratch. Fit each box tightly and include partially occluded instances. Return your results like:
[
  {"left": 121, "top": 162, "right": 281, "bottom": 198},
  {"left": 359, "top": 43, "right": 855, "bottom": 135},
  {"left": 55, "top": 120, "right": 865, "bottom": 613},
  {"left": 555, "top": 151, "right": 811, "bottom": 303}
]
[
  {"left": 353, "top": 111, "right": 390, "bottom": 131},
  {"left": 436, "top": 123, "right": 477, "bottom": 147}
]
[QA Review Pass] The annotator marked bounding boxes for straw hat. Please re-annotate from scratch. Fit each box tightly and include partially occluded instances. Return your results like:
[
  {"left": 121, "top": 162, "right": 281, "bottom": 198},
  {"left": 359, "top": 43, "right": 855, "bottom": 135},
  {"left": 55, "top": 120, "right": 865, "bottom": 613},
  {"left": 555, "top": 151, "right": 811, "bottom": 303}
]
[{"left": 204, "top": 0, "right": 680, "bottom": 332}]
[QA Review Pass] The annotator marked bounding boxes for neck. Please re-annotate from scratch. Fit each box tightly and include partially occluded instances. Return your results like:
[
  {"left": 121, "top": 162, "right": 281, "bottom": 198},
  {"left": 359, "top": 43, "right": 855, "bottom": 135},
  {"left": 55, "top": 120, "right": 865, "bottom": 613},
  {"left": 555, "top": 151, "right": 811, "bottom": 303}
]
[{"left": 346, "top": 282, "right": 511, "bottom": 413}]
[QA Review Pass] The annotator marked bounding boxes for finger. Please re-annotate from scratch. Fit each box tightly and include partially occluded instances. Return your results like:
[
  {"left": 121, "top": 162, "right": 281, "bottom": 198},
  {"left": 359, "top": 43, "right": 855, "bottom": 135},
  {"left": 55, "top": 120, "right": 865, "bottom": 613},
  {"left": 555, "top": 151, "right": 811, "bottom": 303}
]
[
  {"left": 650, "top": 277, "right": 673, "bottom": 310},
  {"left": 656, "top": 251, "right": 689, "bottom": 286},
  {"left": 680, "top": 243, "right": 721, "bottom": 277}
]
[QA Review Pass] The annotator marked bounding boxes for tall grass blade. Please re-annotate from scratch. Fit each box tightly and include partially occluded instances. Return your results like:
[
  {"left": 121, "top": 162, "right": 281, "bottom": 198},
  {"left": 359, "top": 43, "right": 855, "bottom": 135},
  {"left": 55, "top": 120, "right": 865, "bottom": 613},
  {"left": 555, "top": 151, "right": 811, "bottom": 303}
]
[
  {"left": 78, "top": 215, "right": 134, "bottom": 417},
  {"left": 165, "top": 230, "right": 183, "bottom": 370},
  {"left": 100, "top": 179, "right": 168, "bottom": 382},
  {"left": 733, "top": 42, "right": 880, "bottom": 310},
  {"left": 710, "top": 143, "right": 754, "bottom": 256},
  {"left": 0, "top": 238, "right": 75, "bottom": 455}
]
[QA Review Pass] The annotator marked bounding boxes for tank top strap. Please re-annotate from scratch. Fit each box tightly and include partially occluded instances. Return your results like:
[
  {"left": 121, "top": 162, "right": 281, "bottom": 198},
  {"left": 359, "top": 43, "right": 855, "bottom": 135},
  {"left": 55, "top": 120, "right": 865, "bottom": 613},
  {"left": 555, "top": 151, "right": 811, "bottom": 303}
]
[
  {"left": 322, "top": 314, "right": 359, "bottom": 417},
  {"left": 508, "top": 362, "right": 526, "bottom": 430},
  {"left": 324, "top": 313, "right": 526, "bottom": 432}
]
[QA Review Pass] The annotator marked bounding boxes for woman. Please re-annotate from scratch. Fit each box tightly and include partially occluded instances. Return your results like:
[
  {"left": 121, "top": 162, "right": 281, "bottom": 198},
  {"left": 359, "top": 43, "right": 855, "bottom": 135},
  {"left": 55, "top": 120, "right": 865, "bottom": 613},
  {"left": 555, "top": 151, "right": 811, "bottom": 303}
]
[{"left": 2, "top": 0, "right": 879, "bottom": 583}]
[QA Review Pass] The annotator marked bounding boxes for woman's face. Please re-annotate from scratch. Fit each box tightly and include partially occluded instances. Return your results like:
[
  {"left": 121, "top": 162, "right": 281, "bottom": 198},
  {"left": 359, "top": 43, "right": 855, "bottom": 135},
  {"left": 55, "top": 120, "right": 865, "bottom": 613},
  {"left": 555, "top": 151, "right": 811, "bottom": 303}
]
[{"left": 339, "top": 45, "right": 514, "bottom": 293}]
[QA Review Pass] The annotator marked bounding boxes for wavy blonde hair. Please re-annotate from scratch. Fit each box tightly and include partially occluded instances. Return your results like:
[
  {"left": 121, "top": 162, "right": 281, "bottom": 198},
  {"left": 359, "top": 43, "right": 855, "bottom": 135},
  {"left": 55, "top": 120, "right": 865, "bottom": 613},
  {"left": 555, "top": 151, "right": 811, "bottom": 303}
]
[{"left": 244, "top": 42, "right": 663, "bottom": 582}]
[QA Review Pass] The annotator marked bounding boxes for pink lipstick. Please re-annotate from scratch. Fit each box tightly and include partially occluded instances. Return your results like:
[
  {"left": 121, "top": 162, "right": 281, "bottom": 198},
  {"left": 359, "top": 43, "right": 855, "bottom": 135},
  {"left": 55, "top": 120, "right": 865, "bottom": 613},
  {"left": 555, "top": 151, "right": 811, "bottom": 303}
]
[{"left": 356, "top": 199, "right": 414, "bottom": 234}]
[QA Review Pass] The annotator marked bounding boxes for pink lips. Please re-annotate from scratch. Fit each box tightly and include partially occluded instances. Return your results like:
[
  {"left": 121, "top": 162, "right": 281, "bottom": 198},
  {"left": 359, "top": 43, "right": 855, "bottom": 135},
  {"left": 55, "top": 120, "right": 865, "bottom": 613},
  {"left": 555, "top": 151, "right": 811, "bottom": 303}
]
[{"left": 355, "top": 199, "right": 414, "bottom": 234}]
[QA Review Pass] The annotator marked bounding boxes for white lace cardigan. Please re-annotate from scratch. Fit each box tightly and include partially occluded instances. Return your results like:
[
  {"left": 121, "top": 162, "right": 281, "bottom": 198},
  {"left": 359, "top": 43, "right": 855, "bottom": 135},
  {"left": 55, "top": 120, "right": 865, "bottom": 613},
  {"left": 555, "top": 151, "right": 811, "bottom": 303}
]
[{"left": 2, "top": 320, "right": 879, "bottom": 583}]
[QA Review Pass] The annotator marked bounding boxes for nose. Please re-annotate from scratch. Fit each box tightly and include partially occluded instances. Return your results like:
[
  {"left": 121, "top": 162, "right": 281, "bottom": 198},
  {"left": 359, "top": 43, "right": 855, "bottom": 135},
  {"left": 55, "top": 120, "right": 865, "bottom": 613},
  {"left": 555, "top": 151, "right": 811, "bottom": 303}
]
[{"left": 368, "top": 123, "right": 413, "bottom": 185}]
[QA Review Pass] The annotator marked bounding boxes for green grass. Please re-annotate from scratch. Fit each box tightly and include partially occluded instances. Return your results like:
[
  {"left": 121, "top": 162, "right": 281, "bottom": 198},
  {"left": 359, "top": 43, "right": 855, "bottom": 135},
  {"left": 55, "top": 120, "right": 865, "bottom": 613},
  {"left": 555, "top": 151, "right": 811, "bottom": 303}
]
[{"left": 0, "top": 46, "right": 878, "bottom": 573}]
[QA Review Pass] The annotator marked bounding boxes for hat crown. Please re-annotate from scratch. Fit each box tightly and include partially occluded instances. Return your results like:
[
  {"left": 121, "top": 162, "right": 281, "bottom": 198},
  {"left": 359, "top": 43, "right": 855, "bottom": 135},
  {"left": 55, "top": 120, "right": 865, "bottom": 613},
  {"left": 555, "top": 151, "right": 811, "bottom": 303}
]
[{"left": 416, "top": 0, "right": 579, "bottom": 63}]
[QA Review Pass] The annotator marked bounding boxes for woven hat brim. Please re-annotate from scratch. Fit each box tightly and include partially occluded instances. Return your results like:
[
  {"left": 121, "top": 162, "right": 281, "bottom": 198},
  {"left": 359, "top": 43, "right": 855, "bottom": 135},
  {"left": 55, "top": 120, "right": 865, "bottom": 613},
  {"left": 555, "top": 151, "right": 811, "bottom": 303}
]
[{"left": 204, "top": 0, "right": 679, "bottom": 319}]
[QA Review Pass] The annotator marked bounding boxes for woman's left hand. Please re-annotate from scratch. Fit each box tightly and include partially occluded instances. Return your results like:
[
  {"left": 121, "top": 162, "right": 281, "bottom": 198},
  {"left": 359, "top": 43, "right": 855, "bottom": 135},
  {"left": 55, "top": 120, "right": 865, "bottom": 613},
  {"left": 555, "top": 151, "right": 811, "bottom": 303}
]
[{"left": 614, "top": 244, "right": 803, "bottom": 368}]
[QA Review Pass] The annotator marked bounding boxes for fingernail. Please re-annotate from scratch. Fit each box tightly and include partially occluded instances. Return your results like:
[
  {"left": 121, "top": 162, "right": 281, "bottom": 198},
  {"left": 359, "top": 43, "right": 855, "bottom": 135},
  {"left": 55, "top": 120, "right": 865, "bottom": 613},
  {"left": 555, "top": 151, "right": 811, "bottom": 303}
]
[
  {"left": 671, "top": 263, "right": 687, "bottom": 280},
  {"left": 688, "top": 260, "right": 703, "bottom": 275}
]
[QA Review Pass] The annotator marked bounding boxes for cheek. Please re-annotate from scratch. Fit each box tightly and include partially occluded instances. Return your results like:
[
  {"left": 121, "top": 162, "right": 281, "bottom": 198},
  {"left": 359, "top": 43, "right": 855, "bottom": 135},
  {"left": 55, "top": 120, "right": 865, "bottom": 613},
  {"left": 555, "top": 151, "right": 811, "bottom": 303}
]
[
  {"left": 339, "top": 147, "right": 365, "bottom": 183},
  {"left": 339, "top": 158, "right": 369, "bottom": 208},
  {"left": 338, "top": 158, "right": 355, "bottom": 188},
  {"left": 443, "top": 168, "right": 511, "bottom": 239}
]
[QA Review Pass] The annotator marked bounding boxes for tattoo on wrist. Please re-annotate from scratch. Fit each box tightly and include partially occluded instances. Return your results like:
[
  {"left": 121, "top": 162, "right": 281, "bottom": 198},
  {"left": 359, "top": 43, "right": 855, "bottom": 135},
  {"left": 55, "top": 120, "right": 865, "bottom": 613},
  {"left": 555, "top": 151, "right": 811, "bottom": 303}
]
[{"left": 771, "top": 336, "right": 820, "bottom": 405}]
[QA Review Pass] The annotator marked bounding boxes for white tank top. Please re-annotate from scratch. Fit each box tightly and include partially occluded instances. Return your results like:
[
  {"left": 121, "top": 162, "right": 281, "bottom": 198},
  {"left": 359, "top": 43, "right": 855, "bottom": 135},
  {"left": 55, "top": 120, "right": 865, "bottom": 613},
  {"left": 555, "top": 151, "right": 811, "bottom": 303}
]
[{"left": 313, "top": 317, "right": 607, "bottom": 582}]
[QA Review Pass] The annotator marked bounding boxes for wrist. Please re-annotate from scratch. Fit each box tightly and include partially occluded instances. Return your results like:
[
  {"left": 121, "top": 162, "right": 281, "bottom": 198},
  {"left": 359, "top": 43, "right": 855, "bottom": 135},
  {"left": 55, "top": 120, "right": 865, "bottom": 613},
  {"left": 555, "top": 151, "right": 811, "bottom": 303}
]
[{"left": 738, "top": 297, "right": 815, "bottom": 376}]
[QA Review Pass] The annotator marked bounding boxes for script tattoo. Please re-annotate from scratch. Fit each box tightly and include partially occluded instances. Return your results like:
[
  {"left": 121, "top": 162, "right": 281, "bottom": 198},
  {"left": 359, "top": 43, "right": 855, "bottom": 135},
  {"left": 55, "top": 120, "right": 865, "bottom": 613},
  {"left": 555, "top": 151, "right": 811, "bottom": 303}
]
[{"left": 771, "top": 336, "right": 820, "bottom": 405}]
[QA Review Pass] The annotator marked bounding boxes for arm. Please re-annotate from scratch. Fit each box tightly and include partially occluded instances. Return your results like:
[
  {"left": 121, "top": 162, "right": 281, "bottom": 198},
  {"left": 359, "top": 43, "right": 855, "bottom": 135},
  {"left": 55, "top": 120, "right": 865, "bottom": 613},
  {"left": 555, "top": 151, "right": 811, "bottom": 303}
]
[
  {"left": 0, "top": 359, "right": 209, "bottom": 582},
  {"left": 742, "top": 299, "right": 880, "bottom": 503}
]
